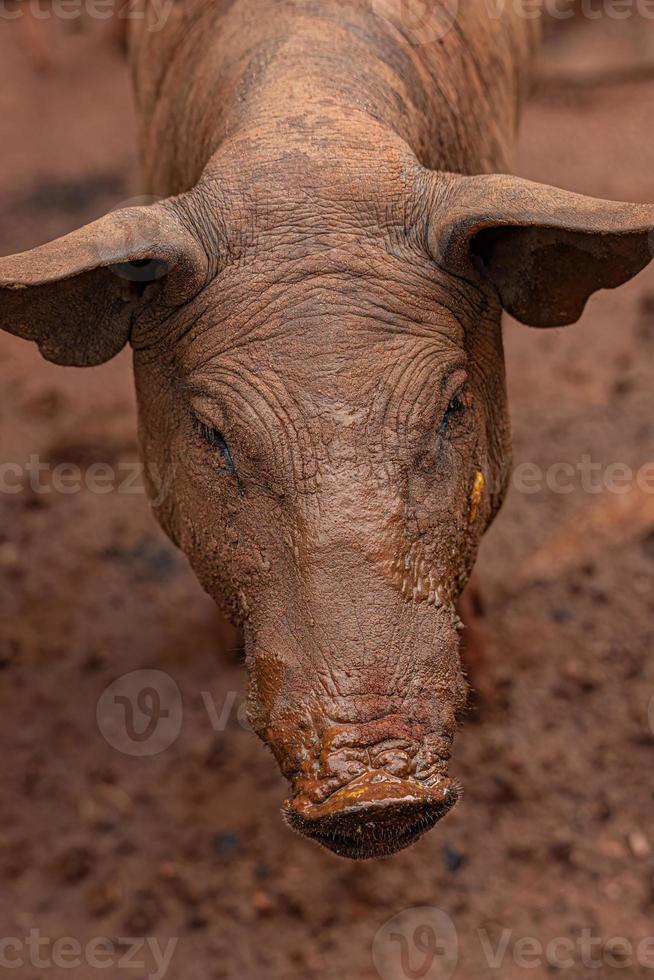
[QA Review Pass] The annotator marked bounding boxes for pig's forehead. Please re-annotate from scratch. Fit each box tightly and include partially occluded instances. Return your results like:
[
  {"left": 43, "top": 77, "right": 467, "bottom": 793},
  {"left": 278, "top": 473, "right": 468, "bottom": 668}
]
[
  {"left": 178, "top": 280, "right": 466, "bottom": 379},
  {"left": 178, "top": 244, "right": 471, "bottom": 356},
  {"left": 178, "top": 299, "right": 466, "bottom": 415}
]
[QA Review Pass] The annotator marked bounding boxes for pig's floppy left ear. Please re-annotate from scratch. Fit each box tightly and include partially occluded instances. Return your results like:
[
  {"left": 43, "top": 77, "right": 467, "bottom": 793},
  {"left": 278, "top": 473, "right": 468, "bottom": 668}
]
[
  {"left": 0, "top": 200, "right": 207, "bottom": 366},
  {"left": 430, "top": 173, "right": 654, "bottom": 327}
]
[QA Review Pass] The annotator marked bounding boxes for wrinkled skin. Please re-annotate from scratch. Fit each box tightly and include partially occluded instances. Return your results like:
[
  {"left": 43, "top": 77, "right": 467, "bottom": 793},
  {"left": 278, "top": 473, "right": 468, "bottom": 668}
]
[
  {"left": 136, "top": 140, "right": 509, "bottom": 855},
  {"left": 2, "top": 1, "right": 654, "bottom": 858}
]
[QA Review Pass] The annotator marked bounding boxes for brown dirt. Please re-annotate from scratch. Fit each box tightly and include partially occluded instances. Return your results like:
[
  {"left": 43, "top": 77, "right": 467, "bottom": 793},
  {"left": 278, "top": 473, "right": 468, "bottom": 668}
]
[{"left": 1, "top": 12, "right": 654, "bottom": 980}]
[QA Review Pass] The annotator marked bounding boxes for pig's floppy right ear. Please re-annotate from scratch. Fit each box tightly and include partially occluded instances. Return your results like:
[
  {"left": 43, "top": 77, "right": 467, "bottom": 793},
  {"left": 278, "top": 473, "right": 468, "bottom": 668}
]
[
  {"left": 0, "top": 201, "right": 207, "bottom": 366},
  {"left": 429, "top": 173, "right": 654, "bottom": 328}
]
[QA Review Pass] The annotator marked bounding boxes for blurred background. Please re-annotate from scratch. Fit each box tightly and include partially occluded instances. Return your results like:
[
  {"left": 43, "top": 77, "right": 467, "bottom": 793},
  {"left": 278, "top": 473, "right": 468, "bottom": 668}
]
[{"left": 1, "top": 5, "right": 654, "bottom": 979}]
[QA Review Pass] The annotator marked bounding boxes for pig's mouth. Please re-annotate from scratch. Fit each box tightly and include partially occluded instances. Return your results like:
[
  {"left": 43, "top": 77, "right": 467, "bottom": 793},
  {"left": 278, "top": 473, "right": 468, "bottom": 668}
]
[{"left": 282, "top": 770, "right": 459, "bottom": 860}]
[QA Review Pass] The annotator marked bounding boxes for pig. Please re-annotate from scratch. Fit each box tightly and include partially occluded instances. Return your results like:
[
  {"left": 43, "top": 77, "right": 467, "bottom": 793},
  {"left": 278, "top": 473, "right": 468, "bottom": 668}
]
[{"left": 2, "top": 1, "right": 653, "bottom": 859}]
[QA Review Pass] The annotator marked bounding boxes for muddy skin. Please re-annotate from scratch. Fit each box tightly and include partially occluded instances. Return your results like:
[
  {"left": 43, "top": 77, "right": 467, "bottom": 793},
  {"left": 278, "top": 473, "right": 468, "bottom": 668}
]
[
  {"left": 2, "top": 1, "right": 654, "bottom": 859},
  {"left": 133, "top": 149, "right": 503, "bottom": 860}
]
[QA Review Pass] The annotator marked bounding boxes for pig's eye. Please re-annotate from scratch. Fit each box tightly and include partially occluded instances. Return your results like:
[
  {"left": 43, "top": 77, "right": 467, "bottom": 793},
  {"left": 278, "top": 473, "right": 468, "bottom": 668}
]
[
  {"left": 440, "top": 387, "right": 466, "bottom": 434},
  {"left": 195, "top": 419, "right": 237, "bottom": 476}
]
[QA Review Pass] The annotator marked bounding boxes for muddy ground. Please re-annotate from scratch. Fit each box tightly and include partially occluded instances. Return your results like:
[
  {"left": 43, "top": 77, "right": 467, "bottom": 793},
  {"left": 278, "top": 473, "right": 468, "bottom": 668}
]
[{"left": 1, "top": 10, "right": 653, "bottom": 980}]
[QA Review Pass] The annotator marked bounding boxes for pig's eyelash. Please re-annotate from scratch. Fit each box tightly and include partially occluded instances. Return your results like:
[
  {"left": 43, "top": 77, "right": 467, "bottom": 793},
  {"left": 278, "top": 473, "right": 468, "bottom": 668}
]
[
  {"left": 194, "top": 417, "right": 237, "bottom": 476},
  {"left": 439, "top": 385, "right": 467, "bottom": 435}
]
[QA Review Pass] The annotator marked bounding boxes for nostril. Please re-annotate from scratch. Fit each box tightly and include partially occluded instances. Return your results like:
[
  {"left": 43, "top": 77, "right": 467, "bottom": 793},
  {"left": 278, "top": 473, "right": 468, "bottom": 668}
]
[
  {"left": 339, "top": 760, "right": 369, "bottom": 782},
  {"left": 372, "top": 750, "right": 412, "bottom": 777},
  {"left": 321, "top": 750, "right": 369, "bottom": 785}
]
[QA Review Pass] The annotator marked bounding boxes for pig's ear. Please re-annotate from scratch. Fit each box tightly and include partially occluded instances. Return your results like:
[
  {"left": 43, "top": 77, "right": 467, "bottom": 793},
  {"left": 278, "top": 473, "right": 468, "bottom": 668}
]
[
  {"left": 0, "top": 201, "right": 207, "bottom": 366},
  {"left": 430, "top": 173, "right": 654, "bottom": 327}
]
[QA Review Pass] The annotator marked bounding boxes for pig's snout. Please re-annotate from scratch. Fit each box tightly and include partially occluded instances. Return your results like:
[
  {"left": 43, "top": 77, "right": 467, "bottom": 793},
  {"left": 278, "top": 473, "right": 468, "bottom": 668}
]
[
  {"left": 283, "top": 769, "right": 458, "bottom": 859},
  {"left": 278, "top": 719, "right": 460, "bottom": 858},
  {"left": 249, "top": 612, "right": 467, "bottom": 858}
]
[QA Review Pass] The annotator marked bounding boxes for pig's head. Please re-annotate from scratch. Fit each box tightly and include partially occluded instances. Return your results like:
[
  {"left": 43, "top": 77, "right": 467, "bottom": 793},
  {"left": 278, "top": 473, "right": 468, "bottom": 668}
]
[{"left": 2, "top": 152, "right": 653, "bottom": 858}]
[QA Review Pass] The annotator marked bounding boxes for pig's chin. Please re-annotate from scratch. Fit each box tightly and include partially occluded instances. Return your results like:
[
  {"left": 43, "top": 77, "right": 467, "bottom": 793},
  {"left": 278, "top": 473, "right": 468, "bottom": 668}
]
[{"left": 282, "top": 771, "right": 460, "bottom": 860}]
